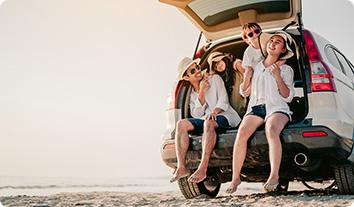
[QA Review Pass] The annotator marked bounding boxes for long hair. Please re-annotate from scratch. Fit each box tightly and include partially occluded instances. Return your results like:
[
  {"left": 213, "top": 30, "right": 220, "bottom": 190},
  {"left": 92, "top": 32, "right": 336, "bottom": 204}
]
[{"left": 211, "top": 57, "right": 235, "bottom": 95}]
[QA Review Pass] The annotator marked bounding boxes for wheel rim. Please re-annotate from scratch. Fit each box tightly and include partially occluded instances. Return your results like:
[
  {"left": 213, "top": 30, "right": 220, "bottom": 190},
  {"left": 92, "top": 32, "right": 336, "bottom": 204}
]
[
  {"left": 301, "top": 180, "right": 336, "bottom": 190},
  {"left": 202, "top": 176, "right": 219, "bottom": 192}
]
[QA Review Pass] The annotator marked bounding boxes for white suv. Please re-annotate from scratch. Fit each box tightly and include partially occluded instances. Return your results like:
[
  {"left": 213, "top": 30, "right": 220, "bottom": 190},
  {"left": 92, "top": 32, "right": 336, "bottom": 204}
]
[{"left": 160, "top": 0, "right": 354, "bottom": 198}]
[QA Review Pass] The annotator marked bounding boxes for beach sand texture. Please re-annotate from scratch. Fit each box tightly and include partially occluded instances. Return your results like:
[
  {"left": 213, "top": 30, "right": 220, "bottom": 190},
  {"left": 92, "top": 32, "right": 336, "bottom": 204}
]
[{"left": 1, "top": 190, "right": 354, "bottom": 207}]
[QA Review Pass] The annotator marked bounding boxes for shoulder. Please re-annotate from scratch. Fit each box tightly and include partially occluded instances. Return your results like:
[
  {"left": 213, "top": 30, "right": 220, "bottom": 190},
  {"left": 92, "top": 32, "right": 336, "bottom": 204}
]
[
  {"left": 209, "top": 74, "right": 224, "bottom": 85},
  {"left": 280, "top": 64, "right": 293, "bottom": 71},
  {"left": 209, "top": 74, "right": 222, "bottom": 81},
  {"left": 280, "top": 64, "right": 294, "bottom": 75},
  {"left": 244, "top": 45, "right": 253, "bottom": 54}
]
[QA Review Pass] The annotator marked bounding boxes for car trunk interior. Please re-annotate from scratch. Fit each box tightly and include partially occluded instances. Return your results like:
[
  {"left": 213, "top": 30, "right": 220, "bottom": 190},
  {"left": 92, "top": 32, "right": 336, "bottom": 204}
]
[{"left": 181, "top": 30, "right": 308, "bottom": 126}]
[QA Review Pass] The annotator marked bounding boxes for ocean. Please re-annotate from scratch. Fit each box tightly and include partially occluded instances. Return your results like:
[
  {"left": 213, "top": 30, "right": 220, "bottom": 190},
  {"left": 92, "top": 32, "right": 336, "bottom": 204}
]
[{"left": 0, "top": 176, "right": 178, "bottom": 196}]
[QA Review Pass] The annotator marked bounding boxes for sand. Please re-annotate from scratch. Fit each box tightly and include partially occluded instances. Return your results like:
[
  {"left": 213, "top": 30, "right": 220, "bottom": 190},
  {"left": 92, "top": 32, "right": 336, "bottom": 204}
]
[{"left": 1, "top": 190, "right": 354, "bottom": 207}]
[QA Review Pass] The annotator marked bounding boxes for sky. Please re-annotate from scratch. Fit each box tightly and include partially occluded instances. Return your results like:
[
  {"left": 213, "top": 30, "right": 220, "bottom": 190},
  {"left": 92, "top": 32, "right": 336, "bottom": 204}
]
[{"left": 0, "top": 0, "right": 353, "bottom": 179}]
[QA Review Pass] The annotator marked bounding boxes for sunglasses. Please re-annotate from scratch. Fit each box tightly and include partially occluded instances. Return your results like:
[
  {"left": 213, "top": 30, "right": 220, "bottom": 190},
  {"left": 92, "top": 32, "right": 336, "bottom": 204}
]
[
  {"left": 246, "top": 28, "right": 261, "bottom": 38},
  {"left": 189, "top": 65, "right": 200, "bottom": 75}
]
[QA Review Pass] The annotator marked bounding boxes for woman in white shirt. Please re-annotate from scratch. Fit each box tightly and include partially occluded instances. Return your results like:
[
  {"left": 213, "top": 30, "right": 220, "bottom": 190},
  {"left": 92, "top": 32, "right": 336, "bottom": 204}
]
[
  {"left": 226, "top": 31, "right": 295, "bottom": 193},
  {"left": 207, "top": 51, "right": 247, "bottom": 116}
]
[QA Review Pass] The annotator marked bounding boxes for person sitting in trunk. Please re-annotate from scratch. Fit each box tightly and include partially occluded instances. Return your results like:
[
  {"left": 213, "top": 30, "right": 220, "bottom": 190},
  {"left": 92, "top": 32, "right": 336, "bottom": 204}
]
[
  {"left": 226, "top": 31, "right": 296, "bottom": 193},
  {"left": 207, "top": 51, "right": 247, "bottom": 116},
  {"left": 170, "top": 57, "right": 241, "bottom": 184}
]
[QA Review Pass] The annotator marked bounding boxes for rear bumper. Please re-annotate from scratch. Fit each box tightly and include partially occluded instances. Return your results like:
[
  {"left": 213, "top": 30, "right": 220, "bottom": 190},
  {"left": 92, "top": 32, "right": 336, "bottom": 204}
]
[{"left": 161, "top": 125, "right": 354, "bottom": 169}]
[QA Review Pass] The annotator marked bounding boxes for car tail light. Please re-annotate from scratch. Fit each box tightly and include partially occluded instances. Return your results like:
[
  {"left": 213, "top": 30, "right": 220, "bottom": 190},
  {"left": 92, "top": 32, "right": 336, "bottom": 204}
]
[
  {"left": 303, "top": 30, "right": 336, "bottom": 92},
  {"left": 302, "top": 131, "right": 328, "bottom": 137},
  {"left": 167, "top": 81, "right": 183, "bottom": 110},
  {"left": 194, "top": 47, "right": 205, "bottom": 59}
]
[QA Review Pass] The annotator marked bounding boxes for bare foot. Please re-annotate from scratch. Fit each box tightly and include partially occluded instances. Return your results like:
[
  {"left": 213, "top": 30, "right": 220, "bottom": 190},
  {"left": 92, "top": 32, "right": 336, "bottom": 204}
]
[
  {"left": 263, "top": 177, "right": 279, "bottom": 192},
  {"left": 226, "top": 178, "right": 241, "bottom": 194},
  {"left": 170, "top": 167, "right": 189, "bottom": 183},
  {"left": 188, "top": 168, "right": 207, "bottom": 183}
]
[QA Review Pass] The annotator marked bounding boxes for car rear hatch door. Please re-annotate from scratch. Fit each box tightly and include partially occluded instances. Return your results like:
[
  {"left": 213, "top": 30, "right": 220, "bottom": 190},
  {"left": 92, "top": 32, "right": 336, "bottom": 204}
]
[{"left": 159, "top": 0, "right": 302, "bottom": 41}]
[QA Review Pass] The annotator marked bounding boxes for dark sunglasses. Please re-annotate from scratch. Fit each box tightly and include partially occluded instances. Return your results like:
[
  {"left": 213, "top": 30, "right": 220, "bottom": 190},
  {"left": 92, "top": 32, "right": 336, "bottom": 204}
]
[
  {"left": 246, "top": 28, "right": 261, "bottom": 38},
  {"left": 189, "top": 65, "right": 200, "bottom": 75}
]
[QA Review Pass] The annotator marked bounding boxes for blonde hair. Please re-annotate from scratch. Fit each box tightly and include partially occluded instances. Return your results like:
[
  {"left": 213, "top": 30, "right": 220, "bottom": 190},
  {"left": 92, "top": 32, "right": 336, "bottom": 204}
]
[{"left": 241, "top": 22, "right": 262, "bottom": 41}]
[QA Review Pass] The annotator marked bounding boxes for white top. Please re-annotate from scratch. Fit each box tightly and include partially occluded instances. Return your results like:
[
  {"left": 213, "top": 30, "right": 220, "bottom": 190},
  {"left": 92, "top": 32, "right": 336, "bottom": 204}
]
[
  {"left": 190, "top": 74, "right": 241, "bottom": 127},
  {"left": 240, "top": 61, "right": 295, "bottom": 121},
  {"left": 242, "top": 45, "right": 264, "bottom": 69}
]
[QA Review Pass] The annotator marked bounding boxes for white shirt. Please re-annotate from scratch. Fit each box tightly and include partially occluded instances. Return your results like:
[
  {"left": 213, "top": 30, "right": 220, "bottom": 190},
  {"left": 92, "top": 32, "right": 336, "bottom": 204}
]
[
  {"left": 190, "top": 74, "right": 241, "bottom": 127},
  {"left": 242, "top": 45, "right": 264, "bottom": 69},
  {"left": 241, "top": 61, "right": 295, "bottom": 120}
]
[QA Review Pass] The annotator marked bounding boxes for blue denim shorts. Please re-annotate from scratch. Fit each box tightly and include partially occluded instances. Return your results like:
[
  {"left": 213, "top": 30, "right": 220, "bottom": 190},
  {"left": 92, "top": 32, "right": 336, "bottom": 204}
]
[
  {"left": 248, "top": 104, "right": 291, "bottom": 120},
  {"left": 248, "top": 104, "right": 267, "bottom": 119},
  {"left": 188, "top": 115, "right": 229, "bottom": 134}
]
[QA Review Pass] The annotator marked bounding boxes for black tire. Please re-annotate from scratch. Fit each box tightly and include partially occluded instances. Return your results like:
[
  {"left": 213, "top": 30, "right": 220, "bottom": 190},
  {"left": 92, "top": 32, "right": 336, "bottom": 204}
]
[
  {"left": 276, "top": 179, "right": 289, "bottom": 192},
  {"left": 334, "top": 165, "right": 354, "bottom": 194},
  {"left": 177, "top": 176, "right": 221, "bottom": 199},
  {"left": 197, "top": 176, "right": 221, "bottom": 197}
]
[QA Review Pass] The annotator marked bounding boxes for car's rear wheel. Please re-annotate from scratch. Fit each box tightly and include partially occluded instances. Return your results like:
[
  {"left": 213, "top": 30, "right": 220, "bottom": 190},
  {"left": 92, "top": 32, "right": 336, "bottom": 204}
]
[
  {"left": 334, "top": 164, "right": 354, "bottom": 194},
  {"left": 276, "top": 179, "right": 289, "bottom": 192},
  {"left": 177, "top": 176, "right": 221, "bottom": 199}
]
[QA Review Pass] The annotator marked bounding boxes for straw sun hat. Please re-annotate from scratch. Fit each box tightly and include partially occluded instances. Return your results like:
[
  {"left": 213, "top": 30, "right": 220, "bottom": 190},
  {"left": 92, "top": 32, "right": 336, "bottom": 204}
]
[
  {"left": 177, "top": 57, "right": 200, "bottom": 80},
  {"left": 207, "top": 51, "right": 227, "bottom": 71},
  {"left": 259, "top": 31, "right": 294, "bottom": 60}
]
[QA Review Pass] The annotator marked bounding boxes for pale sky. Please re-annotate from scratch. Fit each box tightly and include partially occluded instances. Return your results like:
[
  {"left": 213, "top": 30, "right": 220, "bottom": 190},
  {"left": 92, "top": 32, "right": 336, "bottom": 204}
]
[{"left": 0, "top": 0, "right": 353, "bottom": 178}]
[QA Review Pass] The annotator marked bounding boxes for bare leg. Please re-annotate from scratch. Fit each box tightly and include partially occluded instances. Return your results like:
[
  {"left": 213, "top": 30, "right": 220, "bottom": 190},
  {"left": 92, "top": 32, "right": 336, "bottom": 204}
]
[
  {"left": 226, "top": 115, "right": 264, "bottom": 193},
  {"left": 263, "top": 113, "right": 289, "bottom": 191},
  {"left": 188, "top": 120, "right": 217, "bottom": 183},
  {"left": 170, "top": 119, "right": 194, "bottom": 183}
]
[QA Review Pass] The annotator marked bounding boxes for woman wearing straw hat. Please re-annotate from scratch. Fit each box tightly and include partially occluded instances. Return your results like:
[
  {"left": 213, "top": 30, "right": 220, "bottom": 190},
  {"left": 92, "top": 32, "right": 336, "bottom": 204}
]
[
  {"left": 170, "top": 57, "right": 241, "bottom": 184},
  {"left": 207, "top": 51, "right": 247, "bottom": 116},
  {"left": 226, "top": 31, "right": 295, "bottom": 193}
]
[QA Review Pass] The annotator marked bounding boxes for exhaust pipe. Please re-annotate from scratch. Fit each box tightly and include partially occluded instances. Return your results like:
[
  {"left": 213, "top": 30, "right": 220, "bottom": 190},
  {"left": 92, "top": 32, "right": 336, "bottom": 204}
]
[{"left": 294, "top": 153, "right": 309, "bottom": 166}]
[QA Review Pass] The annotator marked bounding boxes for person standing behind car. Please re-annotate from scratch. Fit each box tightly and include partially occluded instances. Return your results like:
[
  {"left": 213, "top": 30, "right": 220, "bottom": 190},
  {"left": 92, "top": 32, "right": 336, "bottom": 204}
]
[
  {"left": 236, "top": 23, "right": 264, "bottom": 96},
  {"left": 235, "top": 23, "right": 285, "bottom": 97},
  {"left": 207, "top": 51, "right": 247, "bottom": 116},
  {"left": 226, "top": 31, "right": 295, "bottom": 193},
  {"left": 170, "top": 57, "right": 241, "bottom": 184}
]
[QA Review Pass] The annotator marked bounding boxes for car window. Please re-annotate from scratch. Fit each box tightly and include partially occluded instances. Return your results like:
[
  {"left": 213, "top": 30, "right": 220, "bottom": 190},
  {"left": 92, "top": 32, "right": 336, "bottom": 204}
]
[
  {"left": 333, "top": 49, "right": 354, "bottom": 81},
  {"left": 188, "top": 0, "right": 291, "bottom": 26},
  {"left": 325, "top": 46, "right": 343, "bottom": 73}
]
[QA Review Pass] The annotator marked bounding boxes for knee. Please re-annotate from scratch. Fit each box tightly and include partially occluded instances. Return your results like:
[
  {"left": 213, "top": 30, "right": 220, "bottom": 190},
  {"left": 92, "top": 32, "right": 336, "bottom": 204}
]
[
  {"left": 265, "top": 124, "right": 279, "bottom": 139},
  {"left": 203, "top": 120, "right": 217, "bottom": 132},
  {"left": 176, "top": 119, "right": 192, "bottom": 133},
  {"left": 236, "top": 125, "right": 253, "bottom": 142}
]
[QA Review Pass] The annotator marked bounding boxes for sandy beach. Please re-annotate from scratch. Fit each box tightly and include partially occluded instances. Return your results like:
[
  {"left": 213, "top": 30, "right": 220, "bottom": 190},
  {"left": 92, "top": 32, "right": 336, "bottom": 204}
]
[
  {"left": 1, "top": 189, "right": 354, "bottom": 207},
  {"left": 1, "top": 177, "right": 354, "bottom": 206}
]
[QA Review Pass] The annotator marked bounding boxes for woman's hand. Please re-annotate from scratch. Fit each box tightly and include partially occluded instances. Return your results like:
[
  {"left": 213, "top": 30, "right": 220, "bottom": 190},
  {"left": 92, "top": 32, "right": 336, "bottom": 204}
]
[
  {"left": 199, "top": 75, "right": 210, "bottom": 94},
  {"left": 269, "top": 63, "right": 281, "bottom": 79},
  {"left": 205, "top": 111, "right": 217, "bottom": 120}
]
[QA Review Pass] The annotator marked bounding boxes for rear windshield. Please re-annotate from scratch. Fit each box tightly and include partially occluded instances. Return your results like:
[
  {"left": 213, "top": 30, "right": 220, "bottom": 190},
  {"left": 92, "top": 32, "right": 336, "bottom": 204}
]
[{"left": 188, "top": 0, "right": 291, "bottom": 26}]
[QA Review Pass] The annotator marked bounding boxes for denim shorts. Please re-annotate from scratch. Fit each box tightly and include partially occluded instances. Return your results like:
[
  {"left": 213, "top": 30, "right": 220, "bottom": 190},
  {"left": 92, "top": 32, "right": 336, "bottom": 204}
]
[
  {"left": 188, "top": 115, "right": 229, "bottom": 134},
  {"left": 248, "top": 104, "right": 267, "bottom": 119},
  {"left": 247, "top": 104, "right": 291, "bottom": 120}
]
